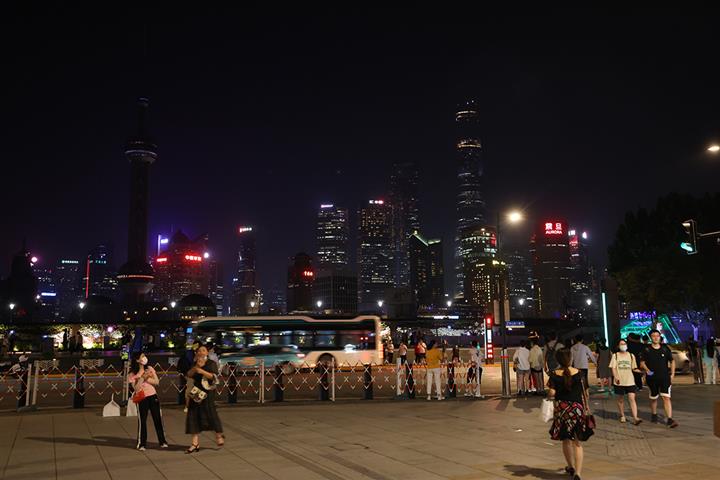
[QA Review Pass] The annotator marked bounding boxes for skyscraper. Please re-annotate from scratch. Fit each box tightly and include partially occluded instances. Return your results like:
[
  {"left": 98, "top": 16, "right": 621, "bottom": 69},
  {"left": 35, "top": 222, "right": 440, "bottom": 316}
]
[
  {"left": 54, "top": 259, "right": 81, "bottom": 319},
  {"left": 389, "top": 161, "right": 420, "bottom": 287},
  {"left": 460, "top": 225, "right": 498, "bottom": 308},
  {"left": 206, "top": 257, "right": 224, "bottom": 317},
  {"left": 152, "top": 230, "right": 207, "bottom": 302},
  {"left": 118, "top": 98, "right": 157, "bottom": 303},
  {"left": 455, "top": 100, "right": 485, "bottom": 298},
  {"left": 313, "top": 269, "right": 358, "bottom": 314},
  {"left": 531, "top": 220, "right": 572, "bottom": 318},
  {"left": 230, "top": 226, "right": 260, "bottom": 315},
  {"left": 316, "top": 205, "right": 349, "bottom": 268},
  {"left": 357, "top": 200, "right": 394, "bottom": 310},
  {"left": 287, "top": 253, "right": 314, "bottom": 312},
  {"left": 506, "top": 250, "right": 534, "bottom": 318},
  {"left": 568, "top": 228, "right": 597, "bottom": 322},
  {"left": 83, "top": 244, "right": 118, "bottom": 300},
  {"left": 32, "top": 260, "right": 56, "bottom": 319},
  {"left": 409, "top": 233, "right": 444, "bottom": 309}
]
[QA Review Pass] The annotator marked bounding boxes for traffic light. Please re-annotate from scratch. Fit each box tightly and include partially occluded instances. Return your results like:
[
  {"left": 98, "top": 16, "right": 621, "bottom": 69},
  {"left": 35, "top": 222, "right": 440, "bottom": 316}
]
[{"left": 680, "top": 219, "right": 699, "bottom": 255}]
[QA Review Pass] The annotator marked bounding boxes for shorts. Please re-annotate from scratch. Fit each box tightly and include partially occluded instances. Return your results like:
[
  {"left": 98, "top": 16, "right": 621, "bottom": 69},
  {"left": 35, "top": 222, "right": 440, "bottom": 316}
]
[
  {"left": 467, "top": 366, "right": 483, "bottom": 382},
  {"left": 613, "top": 384, "right": 637, "bottom": 396},
  {"left": 646, "top": 376, "right": 671, "bottom": 399},
  {"left": 578, "top": 368, "right": 589, "bottom": 386}
]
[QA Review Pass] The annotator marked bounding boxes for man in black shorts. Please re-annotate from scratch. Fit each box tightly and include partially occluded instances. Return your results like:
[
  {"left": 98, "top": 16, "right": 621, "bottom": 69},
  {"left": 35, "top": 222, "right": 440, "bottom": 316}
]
[{"left": 639, "top": 329, "right": 678, "bottom": 428}]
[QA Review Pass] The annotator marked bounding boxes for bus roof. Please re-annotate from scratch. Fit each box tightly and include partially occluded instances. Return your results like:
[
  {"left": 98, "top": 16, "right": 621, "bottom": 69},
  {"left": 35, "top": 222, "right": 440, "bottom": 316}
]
[{"left": 192, "top": 315, "right": 380, "bottom": 329}]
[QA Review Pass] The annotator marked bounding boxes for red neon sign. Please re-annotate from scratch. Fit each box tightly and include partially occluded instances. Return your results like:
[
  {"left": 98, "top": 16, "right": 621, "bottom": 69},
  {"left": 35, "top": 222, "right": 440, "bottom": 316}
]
[
  {"left": 184, "top": 254, "right": 202, "bottom": 262},
  {"left": 302, "top": 270, "right": 314, "bottom": 277},
  {"left": 156, "top": 257, "right": 168, "bottom": 263},
  {"left": 485, "top": 316, "right": 493, "bottom": 327},
  {"left": 544, "top": 221, "right": 564, "bottom": 235}
]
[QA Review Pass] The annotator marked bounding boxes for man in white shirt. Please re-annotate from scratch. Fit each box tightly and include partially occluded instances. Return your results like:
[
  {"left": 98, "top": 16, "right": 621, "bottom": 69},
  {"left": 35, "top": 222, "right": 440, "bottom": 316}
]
[
  {"left": 528, "top": 339, "right": 545, "bottom": 395},
  {"left": 466, "top": 341, "right": 484, "bottom": 398},
  {"left": 512, "top": 340, "right": 531, "bottom": 396},
  {"left": 570, "top": 334, "right": 595, "bottom": 388}
]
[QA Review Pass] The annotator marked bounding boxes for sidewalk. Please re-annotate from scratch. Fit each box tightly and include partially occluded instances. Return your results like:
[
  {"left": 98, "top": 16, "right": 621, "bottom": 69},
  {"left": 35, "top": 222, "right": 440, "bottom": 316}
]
[{"left": 0, "top": 384, "right": 718, "bottom": 479}]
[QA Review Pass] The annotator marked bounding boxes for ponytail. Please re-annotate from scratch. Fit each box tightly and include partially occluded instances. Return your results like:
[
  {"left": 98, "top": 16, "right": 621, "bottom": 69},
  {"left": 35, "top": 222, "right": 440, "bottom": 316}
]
[{"left": 555, "top": 348, "right": 573, "bottom": 389}]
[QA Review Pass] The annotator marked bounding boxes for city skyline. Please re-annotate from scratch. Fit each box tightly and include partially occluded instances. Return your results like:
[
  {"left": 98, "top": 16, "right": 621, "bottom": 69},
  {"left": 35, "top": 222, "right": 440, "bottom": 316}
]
[{"left": 2, "top": 10, "right": 720, "bottom": 300}]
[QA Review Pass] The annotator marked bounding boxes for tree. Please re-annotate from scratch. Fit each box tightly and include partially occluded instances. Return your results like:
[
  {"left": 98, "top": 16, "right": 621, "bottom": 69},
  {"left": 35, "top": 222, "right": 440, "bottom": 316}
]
[{"left": 608, "top": 193, "right": 720, "bottom": 334}]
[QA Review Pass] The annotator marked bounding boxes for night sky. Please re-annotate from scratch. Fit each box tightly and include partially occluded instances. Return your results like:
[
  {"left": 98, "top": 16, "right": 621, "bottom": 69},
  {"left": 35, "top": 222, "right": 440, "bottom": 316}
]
[{"left": 2, "top": 8, "right": 719, "bottom": 295}]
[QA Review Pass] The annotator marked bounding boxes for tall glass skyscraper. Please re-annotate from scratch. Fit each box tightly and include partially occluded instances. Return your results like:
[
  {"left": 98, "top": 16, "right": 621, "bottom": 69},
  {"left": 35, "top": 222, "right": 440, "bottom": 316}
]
[
  {"left": 357, "top": 200, "right": 394, "bottom": 309},
  {"left": 231, "top": 226, "right": 260, "bottom": 314},
  {"left": 389, "top": 161, "right": 420, "bottom": 288},
  {"left": 455, "top": 100, "right": 486, "bottom": 298},
  {"left": 316, "top": 205, "right": 349, "bottom": 268}
]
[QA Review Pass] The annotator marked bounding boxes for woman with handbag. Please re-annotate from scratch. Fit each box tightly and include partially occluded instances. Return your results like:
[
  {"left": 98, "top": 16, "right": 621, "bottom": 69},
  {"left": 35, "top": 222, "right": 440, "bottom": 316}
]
[
  {"left": 185, "top": 345, "right": 224, "bottom": 454},
  {"left": 128, "top": 353, "right": 168, "bottom": 451},
  {"left": 547, "top": 348, "right": 593, "bottom": 480}
]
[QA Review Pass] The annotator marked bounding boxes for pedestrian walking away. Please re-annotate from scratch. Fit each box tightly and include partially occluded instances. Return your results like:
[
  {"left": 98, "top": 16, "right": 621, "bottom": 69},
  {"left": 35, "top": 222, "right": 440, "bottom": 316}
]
[
  {"left": 609, "top": 339, "right": 642, "bottom": 425},
  {"left": 425, "top": 340, "right": 443, "bottom": 400},
  {"left": 513, "top": 340, "right": 531, "bottom": 396},
  {"left": 626, "top": 333, "right": 645, "bottom": 390},
  {"left": 570, "top": 335, "right": 595, "bottom": 389},
  {"left": 545, "top": 332, "right": 564, "bottom": 372},
  {"left": 686, "top": 337, "right": 703, "bottom": 384},
  {"left": 185, "top": 345, "right": 224, "bottom": 453},
  {"left": 529, "top": 338, "right": 545, "bottom": 395},
  {"left": 702, "top": 337, "right": 717, "bottom": 385},
  {"left": 547, "top": 348, "right": 592, "bottom": 480},
  {"left": 639, "top": 329, "right": 678, "bottom": 428},
  {"left": 595, "top": 339, "right": 612, "bottom": 391},
  {"left": 128, "top": 353, "right": 168, "bottom": 451}
]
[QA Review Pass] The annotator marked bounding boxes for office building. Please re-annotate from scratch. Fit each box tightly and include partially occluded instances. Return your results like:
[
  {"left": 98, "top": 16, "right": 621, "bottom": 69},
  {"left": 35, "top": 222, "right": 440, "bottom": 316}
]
[
  {"left": 506, "top": 250, "right": 534, "bottom": 318},
  {"left": 313, "top": 268, "right": 358, "bottom": 314},
  {"left": 389, "top": 161, "right": 420, "bottom": 288},
  {"left": 409, "top": 233, "right": 444, "bottom": 309},
  {"left": 83, "top": 244, "right": 118, "bottom": 301},
  {"left": 54, "top": 259, "right": 81, "bottom": 318},
  {"left": 317, "top": 205, "right": 349, "bottom": 268},
  {"left": 287, "top": 253, "right": 314, "bottom": 312},
  {"left": 152, "top": 230, "right": 207, "bottom": 302},
  {"left": 357, "top": 200, "right": 394, "bottom": 309},
  {"left": 460, "top": 225, "right": 497, "bottom": 309},
  {"left": 568, "top": 228, "right": 597, "bottom": 322},
  {"left": 230, "top": 226, "right": 260, "bottom": 315},
  {"left": 531, "top": 220, "right": 572, "bottom": 318}
]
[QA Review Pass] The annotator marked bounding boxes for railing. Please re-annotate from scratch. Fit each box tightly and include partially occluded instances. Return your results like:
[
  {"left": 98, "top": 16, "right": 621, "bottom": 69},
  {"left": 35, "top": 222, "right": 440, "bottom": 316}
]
[{"left": 0, "top": 359, "right": 489, "bottom": 412}]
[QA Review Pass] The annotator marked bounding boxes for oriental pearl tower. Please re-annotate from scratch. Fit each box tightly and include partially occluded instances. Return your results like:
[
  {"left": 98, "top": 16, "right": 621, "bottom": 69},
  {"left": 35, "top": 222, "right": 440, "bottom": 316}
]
[{"left": 117, "top": 98, "right": 157, "bottom": 303}]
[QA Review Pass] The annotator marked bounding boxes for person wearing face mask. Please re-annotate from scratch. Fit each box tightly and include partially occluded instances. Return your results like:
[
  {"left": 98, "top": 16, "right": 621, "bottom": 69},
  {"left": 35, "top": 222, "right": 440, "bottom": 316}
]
[
  {"left": 609, "top": 339, "right": 642, "bottom": 425},
  {"left": 185, "top": 345, "right": 224, "bottom": 453},
  {"left": 128, "top": 353, "right": 168, "bottom": 451}
]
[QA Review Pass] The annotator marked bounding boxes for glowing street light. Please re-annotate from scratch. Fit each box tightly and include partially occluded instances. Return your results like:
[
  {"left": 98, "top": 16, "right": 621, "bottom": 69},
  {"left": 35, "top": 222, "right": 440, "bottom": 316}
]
[
  {"left": 9, "top": 303, "right": 15, "bottom": 310},
  {"left": 507, "top": 210, "right": 523, "bottom": 224},
  {"left": 585, "top": 298, "right": 593, "bottom": 306},
  {"left": 377, "top": 300, "right": 384, "bottom": 308},
  {"left": 30, "top": 256, "right": 38, "bottom": 264},
  {"left": 446, "top": 300, "right": 452, "bottom": 308},
  {"left": 170, "top": 301, "right": 177, "bottom": 309},
  {"left": 708, "top": 144, "right": 720, "bottom": 153},
  {"left": 78, "top": 302, "right": 86, "bottom": 310},
  {"left": 518, "top": 298, "right": 525, "bottom": 306},
  {"left": 316, "top": 300, "right": 323, "bottom": 309},
  {"left": 250, "top": 301, "right": 256, "bottom": 308}
]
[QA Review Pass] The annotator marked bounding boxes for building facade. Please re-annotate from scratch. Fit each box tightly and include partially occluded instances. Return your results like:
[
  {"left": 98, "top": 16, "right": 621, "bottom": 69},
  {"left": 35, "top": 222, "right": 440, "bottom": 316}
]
[
  {"left": 455, "top": 100, "right": 486, "bottom": 298},
  {"left": 357, "top": 200, "right": 394, "bottom": 310},
  {"left": 506, "top": 250, "right": 535, "bottom": 318},
  {"left": 230, "top": 226, "right": 260, "bottom": 315},
  {"left": 313, "top": 268, "right": 358, "bottom": 314},
  {"left": 409, "top": 233, "right": 444, "bottom": 309},
  {"left": 316, "top": 205, "right": 349, "bottom": 268},
  {"left": 389, "top": 161, "right": 420, "bottom": 288},
  {"left": 152, "top": 230, "right": 207, "bottom": 302},
  {"left": 54, "top": 259, "right": 81, "bottom": 319},
  {"left": 84, "top": 244, "right": 118, "bottom": 301},
  {"left": 531, "top": 220, "right": 572, "bottom": 318},
  {"left": 568, "top": 228, "right": 598, "bottom": 322},
  {"left": 460, "top": 225, "right": 497, "bottom": 309},
  {"left": 287, "top": 253, "right": 314, "bottom": 313}
]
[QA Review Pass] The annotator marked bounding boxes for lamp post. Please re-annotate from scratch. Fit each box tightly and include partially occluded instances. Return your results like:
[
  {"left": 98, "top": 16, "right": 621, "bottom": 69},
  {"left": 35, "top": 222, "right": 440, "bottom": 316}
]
[{"left": 496, "top": 210, "right": 523, "bottom": 398}]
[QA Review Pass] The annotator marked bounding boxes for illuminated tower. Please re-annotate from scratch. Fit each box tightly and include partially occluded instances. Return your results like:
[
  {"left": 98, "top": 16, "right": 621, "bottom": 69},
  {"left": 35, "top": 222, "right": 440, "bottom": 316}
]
[
  {"left": 118, "top": 98, "right": 157, "bottom": 303},
  {"left": 455, "top": 100, "right": 485, "bottom": 298}
]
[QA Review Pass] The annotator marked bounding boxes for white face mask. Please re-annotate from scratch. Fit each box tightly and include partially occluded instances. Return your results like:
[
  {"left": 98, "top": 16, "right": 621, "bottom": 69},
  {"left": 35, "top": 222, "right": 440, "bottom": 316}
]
[
  {"left": 139, "top": 357, "right": 148, "bottom": 366},
  {"left": 619, "top": 345, "right": 628, "bottom": 352}
]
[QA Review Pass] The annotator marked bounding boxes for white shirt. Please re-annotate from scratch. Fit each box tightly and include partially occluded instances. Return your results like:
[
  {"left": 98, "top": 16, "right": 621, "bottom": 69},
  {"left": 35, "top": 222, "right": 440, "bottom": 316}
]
[
  {"left": 471, "top": 348, "right": 483, "bottom": 366},
  {"left": 570, "top": 343, "right": 595, "bottom": 369},
  {"left": 513, "top": 347, "right": 531, "bottom": 370}
]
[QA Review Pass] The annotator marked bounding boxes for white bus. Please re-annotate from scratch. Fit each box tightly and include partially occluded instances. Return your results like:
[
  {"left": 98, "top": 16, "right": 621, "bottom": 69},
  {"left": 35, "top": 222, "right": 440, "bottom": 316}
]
[{"left": 187, "top": 315, "right": 382, "bottom": 367}]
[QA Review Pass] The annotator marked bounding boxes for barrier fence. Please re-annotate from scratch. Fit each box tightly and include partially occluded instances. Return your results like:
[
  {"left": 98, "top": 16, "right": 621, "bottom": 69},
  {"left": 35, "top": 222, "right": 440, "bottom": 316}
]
[{"left": 0, "top": 359, "right": 489, "bottom": 411}]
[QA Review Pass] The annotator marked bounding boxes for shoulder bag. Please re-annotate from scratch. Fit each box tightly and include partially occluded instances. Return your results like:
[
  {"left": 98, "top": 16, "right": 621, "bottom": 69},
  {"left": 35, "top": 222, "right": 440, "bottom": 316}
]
[{"left": 577, "top": 377, "right": 595, "bottom": 440}]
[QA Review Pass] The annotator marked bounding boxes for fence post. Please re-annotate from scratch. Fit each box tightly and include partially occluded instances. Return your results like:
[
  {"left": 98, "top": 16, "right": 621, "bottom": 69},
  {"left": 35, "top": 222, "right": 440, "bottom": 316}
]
[
  {"left": 363, "top": 363, "right": 373, "bottom": 400},
  {"left": 73, "top": 365, "right": 85, "bottom": 409},
  {"left": 122, "top": 361, "right": 129, "bottom": 406},
  {"left": 32, "top": 361, "right": 40, "bottom": 406},
  {"left": 331, "top": 359, "right": 336, "bottom": 402},
  {"left": 273, "top": 364, "right": 284, "bottom": 402},
  {"left": 16, "top": 362, "right": 30, "bottom": 410},
  {"left": 227, "top": 363, "right": 238, "bottom": 404},
  {"left": 319, "top": 361, "right": 330, "bottom": 401},
  {"left": 446, "top": 362, "right": 456, "bottom": 398},
  {"left": 259, "top": 361, "right": 265, "bottom": 403},
  {"left": 406, "top": 361, "right": 415, "bottom": 399}
]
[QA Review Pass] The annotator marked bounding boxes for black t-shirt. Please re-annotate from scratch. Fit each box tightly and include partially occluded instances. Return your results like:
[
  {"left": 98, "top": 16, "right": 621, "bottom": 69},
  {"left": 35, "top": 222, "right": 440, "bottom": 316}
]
[
  {"left": 640, "top": 344, "right": 673, "bottom": 378},
  {"left": 549, "top": 371, "right": 584, "bottom": 403}
]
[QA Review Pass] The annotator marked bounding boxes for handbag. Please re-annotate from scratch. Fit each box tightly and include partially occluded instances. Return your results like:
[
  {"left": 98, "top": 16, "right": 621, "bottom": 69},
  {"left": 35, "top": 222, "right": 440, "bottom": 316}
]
[
  {"left": 189, "top": 385, "right": 207, "bottom": 403},
  {"left": 577, "top": 378, "right": 595, "bottom": 440},
  {"left": 131, "top": 386, "right": 146, "bottom": 404},
  {"left": 540, "top": 398, "right": 554, "bottom": 423}
]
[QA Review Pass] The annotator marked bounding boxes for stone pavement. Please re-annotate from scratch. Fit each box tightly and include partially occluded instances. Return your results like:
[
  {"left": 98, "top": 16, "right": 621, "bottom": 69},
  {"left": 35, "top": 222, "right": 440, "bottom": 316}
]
[{"left": 0, "top": 384, "right": 718, "bottom": 480}]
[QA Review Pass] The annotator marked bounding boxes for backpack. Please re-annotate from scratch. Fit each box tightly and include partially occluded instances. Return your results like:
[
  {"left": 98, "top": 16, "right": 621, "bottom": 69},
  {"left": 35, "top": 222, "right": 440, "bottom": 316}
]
[{"left": 546, "top": 341, "right": 560, "bottom": 370}]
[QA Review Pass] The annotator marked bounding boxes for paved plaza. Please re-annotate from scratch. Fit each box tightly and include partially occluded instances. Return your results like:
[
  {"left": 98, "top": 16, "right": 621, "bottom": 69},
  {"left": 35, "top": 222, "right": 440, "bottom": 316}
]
[{"left": 0, "top": 384, "right": 718, "bottom": 480}]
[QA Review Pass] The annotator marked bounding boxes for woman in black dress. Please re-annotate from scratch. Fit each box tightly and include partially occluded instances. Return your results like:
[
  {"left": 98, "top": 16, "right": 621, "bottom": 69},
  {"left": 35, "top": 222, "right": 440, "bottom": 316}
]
[
  {"left": 547, "top": 348, "right": 591, "bottom": 480},
  {"left": 185, "top": 345, "right": 224, "bottom": 453}
]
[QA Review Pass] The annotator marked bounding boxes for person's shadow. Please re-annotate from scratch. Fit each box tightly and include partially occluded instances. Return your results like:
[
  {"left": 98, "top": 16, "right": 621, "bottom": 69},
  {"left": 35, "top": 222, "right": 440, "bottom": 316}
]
[
  {"left": 27, "top": 436, "right": 186, "bottom": 451},
  {"left": 504, "top": 464, "right": 567, "bottom": 478}
]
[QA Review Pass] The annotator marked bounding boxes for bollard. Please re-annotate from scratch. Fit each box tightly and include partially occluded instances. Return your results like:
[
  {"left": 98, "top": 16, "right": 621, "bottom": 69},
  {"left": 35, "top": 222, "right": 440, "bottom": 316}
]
[
  {"left": 363, "top": 363, "right": 373, "bottom": 400},
  {"left": 227, "top": 363, "right": 238, "bottom": 404},
  {"left": 319, "top": 363, "right": 330, "bottom": 401},
  {"left": 73, "top": 365, "right": 85, "bottom": 409},
  {"left": 446, "top": 363, "right": 456, "bottom": 398},
  {"left": 273, "top": 364, "right": 284, "bottom": 402},
  {"left": 406, "top": 361, "right": 415, "bottom": 399}
]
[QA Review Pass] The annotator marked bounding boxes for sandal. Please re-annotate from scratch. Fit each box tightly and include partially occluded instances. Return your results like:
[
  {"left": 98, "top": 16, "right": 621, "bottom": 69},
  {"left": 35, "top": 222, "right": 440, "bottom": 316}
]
[
  {"left": 565, "top": 466, "right": 575, "bottom": 476},
  {"left": 216, "top": 434, "right": 225, "bottom": 447},
  {"left": 185, "top": 444, "right": 200, "bottom": 454},
  {"left": 633, "top": 418, "right": 643, "bottom": 426}
]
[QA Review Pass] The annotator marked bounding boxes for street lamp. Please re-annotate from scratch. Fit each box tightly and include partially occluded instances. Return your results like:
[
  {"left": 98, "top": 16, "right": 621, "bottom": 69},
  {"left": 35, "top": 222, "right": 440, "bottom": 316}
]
[
  {"left": 377, "top": 300, "right": 384, "bottom": 308},
  {"left": 9, "top": 303, "right": 15, "bottom": 311},
  {"left": 708, "top": 144, "right": 720, "bottom": 153},
  {"left": 585, "top": 298, "right": 593, "bottom": 306},
  {"left": 446, "top": 300, "right": 452, "bottom": 308},
  {"left": 316, "top": 300, "right": 323, "bottom": 309},
  {"left": 518, "top": 298, "right": 525, "bottom": 306},
  {"left": 78, "top": 302, "right": 85, "bottom": 310},
  {"left": 250, "top": 301, "right": 256, "bottom": 309},
  {"left": 496, "top": 208, "right": 525, "bottom": 398},
  {"left": 170, "top": 301, "right": 176, "bottom": 309}
]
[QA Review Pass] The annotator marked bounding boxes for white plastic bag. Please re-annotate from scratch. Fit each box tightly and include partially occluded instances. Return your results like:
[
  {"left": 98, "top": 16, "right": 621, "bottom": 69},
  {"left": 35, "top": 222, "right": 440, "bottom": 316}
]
[
  {"left": 126, "top": 397, "right": 138, "bottom": 417},
  {"left": 103, "top": 394, "right": 121, "bottom": 417},
  {"left": 540, "top": 398, "right": 554, "bottom": 423}
]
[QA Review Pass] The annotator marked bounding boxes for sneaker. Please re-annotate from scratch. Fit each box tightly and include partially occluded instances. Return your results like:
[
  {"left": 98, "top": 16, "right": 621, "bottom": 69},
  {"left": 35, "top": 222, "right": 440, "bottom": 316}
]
[
  {"left": 667, "top": 418, "right": 679, "bottom": 428},
  {"left": 160, "top": 443, "right": 169, "bottom": 448},
  {"left": 464, "top": 392, "right": 472, "bottom": 397},
  {"left": 619, "top": 416, "right": 627, "bottom": 423},
  {"left": 427, "top": 395, "right": 431, "bottom": 401},
  {"left": 651, "top": 413, "right": 659, "bottom": 423},
  {"left": 138, "top": 446, "right": 146, "bottom": 452},
  {"left": 437, "top": 397, "right": 443, "bottom": 401},
  {"left": 633, "top": 418, "right": 643, "bottom": 426},
  {"left": 183, "top": 407, "right": 188, "bottom": 413}
]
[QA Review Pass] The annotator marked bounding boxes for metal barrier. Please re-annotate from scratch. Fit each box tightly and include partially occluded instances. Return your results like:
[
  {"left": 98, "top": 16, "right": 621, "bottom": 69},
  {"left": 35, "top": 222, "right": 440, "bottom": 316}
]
[{"left": 2, "top": 359, "right": 491, "bottom": 411}]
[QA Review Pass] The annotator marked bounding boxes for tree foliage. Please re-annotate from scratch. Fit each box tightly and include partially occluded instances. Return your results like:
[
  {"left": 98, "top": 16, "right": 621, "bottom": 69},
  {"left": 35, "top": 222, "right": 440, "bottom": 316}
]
[{"left": 608, "top": 193, "right": 720, "bottom": 317}]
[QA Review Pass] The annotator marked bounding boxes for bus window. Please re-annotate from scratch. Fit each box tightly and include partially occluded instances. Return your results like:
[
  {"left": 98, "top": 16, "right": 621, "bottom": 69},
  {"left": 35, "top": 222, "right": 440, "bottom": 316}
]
[
  {"left": 249, "top": 332, "right": 271, "bottom": 345},
  {"left": 340, "top": 331, "right": 372, "bottom": 350},
  {"left": 270, "top": 330, "right": 293, "bottom": 345},
  {"left": 293, "top": 330, "right": 313, "bottom": 348},
  {"left": 314, "top": 330, "right": 337, "bottom": 348}
]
